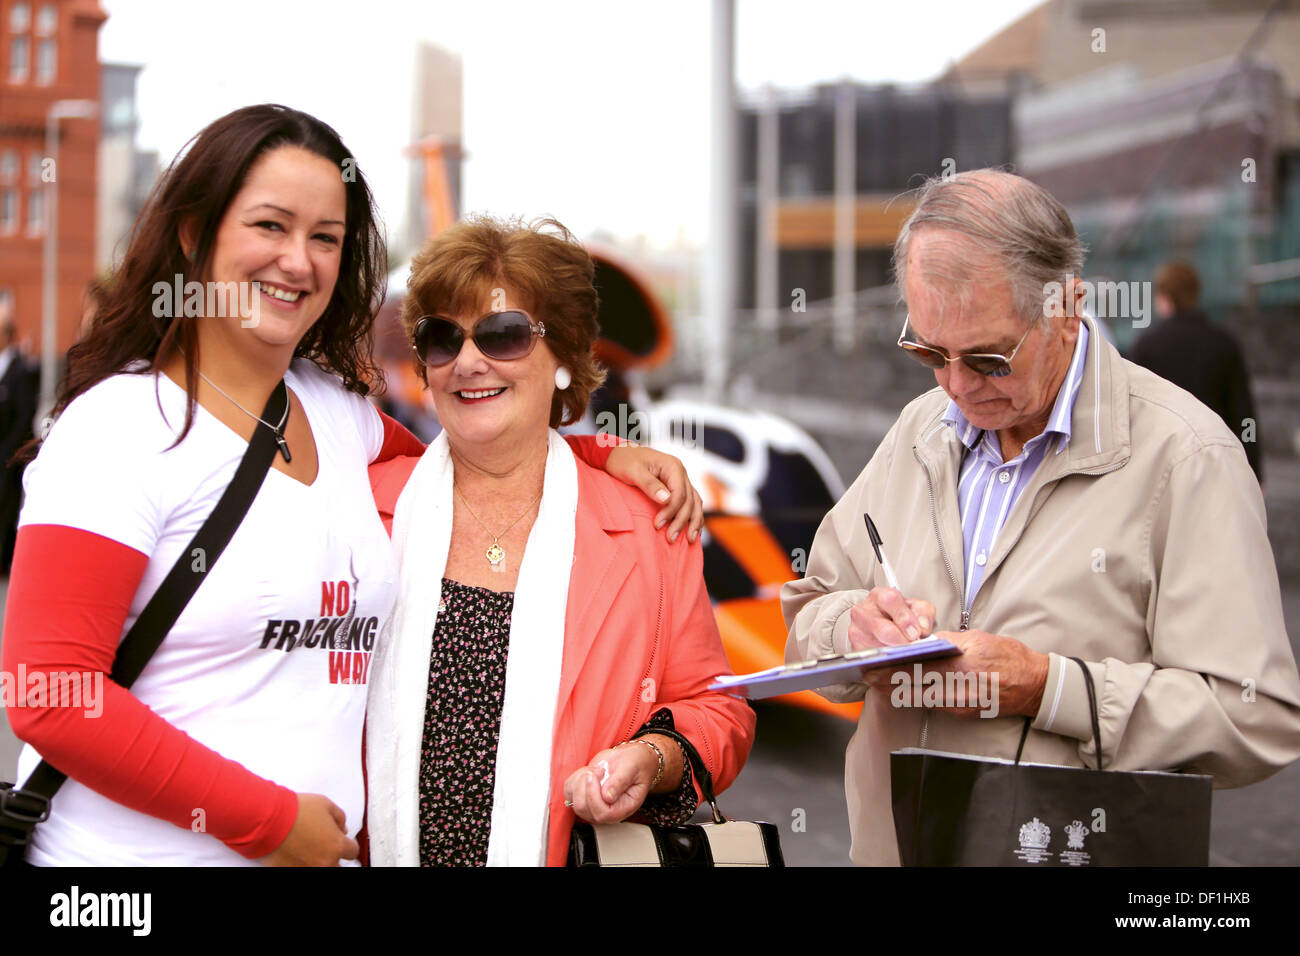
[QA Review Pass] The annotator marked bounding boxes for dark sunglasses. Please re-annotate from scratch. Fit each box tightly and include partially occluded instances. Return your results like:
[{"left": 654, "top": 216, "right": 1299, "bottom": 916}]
[
  {"left": 896, "top": 314, "right": 1034, "bottom": 378},
  {"left": 411, "top": 310, "right": 547, "bottom": 368}
]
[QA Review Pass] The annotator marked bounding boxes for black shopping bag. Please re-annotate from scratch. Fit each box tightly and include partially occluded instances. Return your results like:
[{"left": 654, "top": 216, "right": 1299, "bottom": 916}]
[
  {"left": 890, "top": 748, "right": 1211, "bottom": 866},
  {"left": 890, "top": 657, "right": 1212, "bottom": 866}
]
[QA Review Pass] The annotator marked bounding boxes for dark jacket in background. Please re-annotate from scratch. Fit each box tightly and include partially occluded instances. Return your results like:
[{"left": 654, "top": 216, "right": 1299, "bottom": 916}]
[
  {"left": 1130, "top": 309, "right": 1263, "bottom": 481},
  {"left": 0, "top": 352, "right": 37, "bottom": 572}
]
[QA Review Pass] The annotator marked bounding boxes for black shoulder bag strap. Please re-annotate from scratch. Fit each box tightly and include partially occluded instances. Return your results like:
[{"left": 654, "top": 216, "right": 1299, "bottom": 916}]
[{"left": 0, "top": 381, "right": 288, "bottom": 864}]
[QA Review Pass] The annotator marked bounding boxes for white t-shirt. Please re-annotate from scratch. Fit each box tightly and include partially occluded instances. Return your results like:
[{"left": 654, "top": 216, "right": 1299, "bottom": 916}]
[{"left": 16, "top": 358, "right": 397, "bottom": 865}]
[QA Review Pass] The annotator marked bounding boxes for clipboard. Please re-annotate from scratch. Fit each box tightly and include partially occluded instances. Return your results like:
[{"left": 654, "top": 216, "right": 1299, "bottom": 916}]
[{"left": 708, "top": 636, "right": 961, "bottom": 699}]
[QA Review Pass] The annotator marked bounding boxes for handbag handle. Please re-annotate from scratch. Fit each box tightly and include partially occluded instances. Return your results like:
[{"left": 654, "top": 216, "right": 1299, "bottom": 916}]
[
  {"left": 1068, "top": 656, "right": 1104, "bottom": 772},
  {"left": 1013, "top": 656, "right": 1104, "bottom": 772},
  {"left": 632, "top": 725, "right": 726, "bottom": 825},
  {"left": 14, "top": 381, "right": 289, "bottom": 804}
]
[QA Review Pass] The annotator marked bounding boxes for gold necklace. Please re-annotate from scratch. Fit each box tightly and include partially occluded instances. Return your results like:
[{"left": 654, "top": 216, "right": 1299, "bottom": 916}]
[{"left": 454, "top": 481, "right": 543, "bottom": 569}]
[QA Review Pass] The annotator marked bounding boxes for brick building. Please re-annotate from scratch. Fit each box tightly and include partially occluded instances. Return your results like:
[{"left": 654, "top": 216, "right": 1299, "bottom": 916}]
[{"left": 0, "top": 0, "right": 105, "bottom": 365}]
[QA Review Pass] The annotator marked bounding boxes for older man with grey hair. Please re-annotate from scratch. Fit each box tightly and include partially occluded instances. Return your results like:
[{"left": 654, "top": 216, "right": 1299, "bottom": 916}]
[{"left": 782, "top": 168, "right": 1300, "bottom": 866}]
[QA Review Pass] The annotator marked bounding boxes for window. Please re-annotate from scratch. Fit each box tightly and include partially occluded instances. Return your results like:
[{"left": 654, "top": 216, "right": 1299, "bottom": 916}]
[
  {"left": 10, "top": 3, "right": 30, "bottom": 33},
  {"left": 35, "top": 37, "right": 55, "bottom": 85},
  {"left": 0, "top": 189, "right": 17, "bottom": 233},
  {"left": 784, "top": 163, "right": 814, "bottom": 197},
  {"left": 35, "top": 3, "right": 56, "bottom": 36},
  {"left": 9, "top": 37, "right": 29, "bottom": 82},
  {"left": 107, "top": 96, "right": 132, "bottom": 131},
  {"left": 26, "top": 189, "right": 43, "bottom": 236},
  {"left": 27, "top": 151, "right": 44, "bottom": 185},
  {"left": 0, "top": 151, "right": 17, "bottom": 184}
]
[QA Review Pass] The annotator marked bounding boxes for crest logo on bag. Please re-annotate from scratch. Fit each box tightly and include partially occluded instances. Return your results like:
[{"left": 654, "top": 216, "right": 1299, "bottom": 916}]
[
  {"left": 1059, "top": 820, "right": 1092, "bottom": 866},
  {"left": 1014, "top": 817, "right": 1052, "bottom": 863}
]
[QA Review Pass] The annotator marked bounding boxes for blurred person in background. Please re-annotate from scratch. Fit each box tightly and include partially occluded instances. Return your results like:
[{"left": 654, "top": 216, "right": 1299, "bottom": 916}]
[
  {"left": 365, "top": 215, "right": 752, "bottom": 866},
  {"left": 1, "top": 105, "right": 700, "bottom": 867},
  {"left": 1130, "top": 259, "right": 1262, "bottom": 482},
  {"left": 0, "top": 301, "right": 37, "bottom": 574}
]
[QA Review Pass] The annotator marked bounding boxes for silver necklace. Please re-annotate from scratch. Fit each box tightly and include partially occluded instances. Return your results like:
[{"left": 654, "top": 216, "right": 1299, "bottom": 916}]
[{"left": 198, "top": 371, "right": 292, "bottom": 463}]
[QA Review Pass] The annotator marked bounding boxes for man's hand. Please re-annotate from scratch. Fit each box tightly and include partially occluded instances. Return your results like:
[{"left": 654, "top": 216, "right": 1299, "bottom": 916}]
[
  {"left": 846, "top": 587, "right": 937, "bottom": 649},
  {"left": 862, "top": 628, "right": 1050, "bottom": 718}
]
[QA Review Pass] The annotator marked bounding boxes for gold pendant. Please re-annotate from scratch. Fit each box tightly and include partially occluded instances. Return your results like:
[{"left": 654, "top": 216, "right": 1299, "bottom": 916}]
[{"left": 486, "top": 542, "right": 505, "bottom": 566}]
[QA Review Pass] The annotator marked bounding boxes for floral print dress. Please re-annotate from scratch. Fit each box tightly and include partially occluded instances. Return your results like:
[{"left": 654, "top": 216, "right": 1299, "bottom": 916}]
[{"left": 417, "top": 578, "right": 697, "bottom": 867}]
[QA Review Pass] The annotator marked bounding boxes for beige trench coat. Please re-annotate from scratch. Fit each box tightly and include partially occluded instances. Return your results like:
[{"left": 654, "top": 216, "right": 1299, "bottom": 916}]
[{"left": 782, "top": 315, "right": 1300, "bottom": 866}]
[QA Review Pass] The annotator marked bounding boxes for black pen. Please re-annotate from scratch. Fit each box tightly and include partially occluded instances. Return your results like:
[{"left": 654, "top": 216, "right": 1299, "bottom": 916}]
[{"left": 864, "top": 513, "right": 903, "bottom": 592}]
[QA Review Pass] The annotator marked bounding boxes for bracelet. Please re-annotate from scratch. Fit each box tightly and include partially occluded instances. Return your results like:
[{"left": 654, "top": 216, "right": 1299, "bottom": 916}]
[{"left": 621, "top": 738, "right": 665, "bottom": 790}]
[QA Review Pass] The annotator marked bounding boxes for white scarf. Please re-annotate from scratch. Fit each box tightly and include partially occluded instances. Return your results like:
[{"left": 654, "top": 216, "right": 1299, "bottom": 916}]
[{"left": 366, "top": 430, "right": 577, "bottom": 866}]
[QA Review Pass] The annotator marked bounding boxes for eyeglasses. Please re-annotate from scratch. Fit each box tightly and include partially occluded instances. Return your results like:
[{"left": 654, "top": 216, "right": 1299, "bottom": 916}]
[
  {"left": 896, "top": 314, "right": 1035, "bottom": 378},
  {"left": 411, "top": 310, "right": 547, "bottom": 368}
]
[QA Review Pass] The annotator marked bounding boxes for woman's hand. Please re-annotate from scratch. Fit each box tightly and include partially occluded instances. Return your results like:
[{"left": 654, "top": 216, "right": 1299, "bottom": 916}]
[
  {"left": 563, "top": 742, "right": 661, "bottom": 825},
  {"left": 605, "top": 444, "right": 704, "bottom": 543},
  {"left": 259, "top": 793, "right": 359, "bottom": 866}
]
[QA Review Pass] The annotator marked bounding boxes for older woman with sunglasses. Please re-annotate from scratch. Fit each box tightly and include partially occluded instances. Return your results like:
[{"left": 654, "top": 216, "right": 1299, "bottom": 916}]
[{"left": 365, "top": 215, "right": 755, "bottom": 866}]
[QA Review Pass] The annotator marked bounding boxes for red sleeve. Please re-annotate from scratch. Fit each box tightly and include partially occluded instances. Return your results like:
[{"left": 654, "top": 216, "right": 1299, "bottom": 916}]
[
  {"left": 565, "top": 433, "right": 620, "bottom": 471},
  {"left": 369, "top": 456, "right": 422, "bottom": 537},
  {"left": 373, "top": 410, "right": 427, "bottom": 464},
  {"left": 1, "top": 524, "right": 299, "bottom": 860}
]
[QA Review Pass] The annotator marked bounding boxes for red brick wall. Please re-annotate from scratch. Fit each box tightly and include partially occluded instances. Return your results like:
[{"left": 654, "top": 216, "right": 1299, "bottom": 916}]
[{"left": 0, "top": 0, "right": 106, "bottom": 365}]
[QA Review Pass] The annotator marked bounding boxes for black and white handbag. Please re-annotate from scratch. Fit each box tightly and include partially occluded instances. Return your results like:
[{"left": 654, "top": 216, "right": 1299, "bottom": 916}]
[{"left": 567, "top": 726, "right": 784, "bottom": 867}]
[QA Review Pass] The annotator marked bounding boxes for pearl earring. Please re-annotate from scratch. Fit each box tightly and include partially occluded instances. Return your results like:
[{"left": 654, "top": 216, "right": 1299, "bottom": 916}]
[{"left": 554, "top": 366, "right": 572, "bottom": 390}]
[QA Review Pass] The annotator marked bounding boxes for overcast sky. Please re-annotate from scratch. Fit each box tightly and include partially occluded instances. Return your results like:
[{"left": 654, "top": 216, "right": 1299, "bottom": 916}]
[{"left": 99, "top": 0, "right": 1043, "bottom": 249}]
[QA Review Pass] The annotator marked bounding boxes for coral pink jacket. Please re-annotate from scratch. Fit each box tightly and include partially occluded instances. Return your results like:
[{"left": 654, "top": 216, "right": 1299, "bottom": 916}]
[{"left": 369, "top": 448, "right": 755, "bottom": 866}]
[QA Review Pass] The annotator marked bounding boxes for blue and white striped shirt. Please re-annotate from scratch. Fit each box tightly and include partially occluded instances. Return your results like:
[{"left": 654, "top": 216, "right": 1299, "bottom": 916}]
[{"left": 942, "top": 323, "right": 1090, "bottom": 610}]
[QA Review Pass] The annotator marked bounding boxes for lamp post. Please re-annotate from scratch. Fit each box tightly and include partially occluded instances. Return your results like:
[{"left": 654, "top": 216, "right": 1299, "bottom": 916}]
[
  {"left": 40, "top": 98, "right": 98, "bottom": 417},
  {"left": 705, "top": 0, "right": 736, "bottom": 402}
]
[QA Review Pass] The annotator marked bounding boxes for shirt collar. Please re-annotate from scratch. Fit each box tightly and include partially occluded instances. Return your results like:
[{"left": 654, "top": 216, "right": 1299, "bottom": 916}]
[{"left": 941, "top": 321, "right": 1091, "bottom": 454}]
